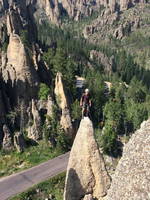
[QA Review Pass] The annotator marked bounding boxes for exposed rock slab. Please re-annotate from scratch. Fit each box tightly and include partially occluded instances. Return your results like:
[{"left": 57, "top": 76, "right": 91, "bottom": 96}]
[
  {"left": 64, "top": 117, "right": 111, "bottom": 200},
  {"left": 107, "top": 118, "right": 150, "bottom": 200}
]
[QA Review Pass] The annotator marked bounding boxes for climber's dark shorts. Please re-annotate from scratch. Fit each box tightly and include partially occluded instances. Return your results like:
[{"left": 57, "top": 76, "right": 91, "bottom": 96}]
[{"left": 82, "top": 104, "right": 90, "bottom": 111}]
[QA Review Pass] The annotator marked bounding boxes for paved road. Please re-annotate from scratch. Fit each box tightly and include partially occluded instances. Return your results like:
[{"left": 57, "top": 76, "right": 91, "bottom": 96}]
[{"left": 0, "top": 152, "right": 70, "bottom": 200}]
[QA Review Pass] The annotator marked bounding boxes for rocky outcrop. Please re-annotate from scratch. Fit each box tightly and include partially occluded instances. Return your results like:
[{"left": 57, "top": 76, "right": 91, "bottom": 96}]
[
  {"left": 14, "top": 132, "right": 26, "bottom": 152},
  {"left": 119, "top": 0, "right": 148, "bottom": 11},
  {"left": 28, "top": 99, "right": 42, "bottom": 141},
  {"left": 0, "top": 0, "right": 8, "bottom": 13},
  {"left": 27, "top": 96, "right": 54, "bottom": 140},
  {"left": 0, "top": 2, "right": 41, "bottom": 147},
  {"left": 90, "top": 50, "right": 113, "bottom": 74},
  {"left": 62, "top": 0, "right": 93, "bottom": 21},
  {"left": 0, "top": 0, "right": 148, "bottom": 27},
  {"left": 109, "top": 0, "right": 117, "bottom": 13},
  {"left": 107, "top": 118, "right": 150, "bottom": 200},
  {"left": 120, "top": 0, "right": 147, "bottom": 11},
  {"left": 37, "top": 95, "right": 53, "bottom": 118},
  {"left": 64, "top": 118, "right": 111, "bottom": 200},
  {"left": 61, "top": 0, "right": 118, "bottom": 21},
  {"left": 0, "top": 7, "right": 39, "bottom": 104},
  {"left": 2, "top": 124, "right": 13, "bottom": 150},
  {"left": 6, "top": 7, "right": 23, "bottom": 35},
  {"left": 54, "top": 72, "right": 73, "bottom": 137},
  {"left": 82, "top": 11, "right": 119, "bottom": 39},
  {"left": 55, "top": 72, "right": 68, "bottom": 110},
  {"left": 82, "top": 0, "right": 149, "bottom": 42},
  {"left": 61, "top": 0, "right": 148, "bottom": 22},
  {"left": 1, "top": 33, "right": 38, "bottom": 101},
  {"left": 36, "top": 0, "right": 61, "bottom": 25},
  {"left": 120, "top": 0, "right": 131, "bottom": 11}
]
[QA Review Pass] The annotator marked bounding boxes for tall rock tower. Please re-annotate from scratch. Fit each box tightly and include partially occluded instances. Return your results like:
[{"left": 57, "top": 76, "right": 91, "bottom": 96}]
[{"left": 64, "top": 117, "right": 111, "bottom": 200}]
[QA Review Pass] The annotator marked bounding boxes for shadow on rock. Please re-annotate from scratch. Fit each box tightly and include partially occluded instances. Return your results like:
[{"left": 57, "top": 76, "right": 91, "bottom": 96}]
[
  {"left": 64, "top": 168, "right": 87, "bottom": 200},
  {"left": 25, "top": 137, "right": 38, "bottom": 147}
]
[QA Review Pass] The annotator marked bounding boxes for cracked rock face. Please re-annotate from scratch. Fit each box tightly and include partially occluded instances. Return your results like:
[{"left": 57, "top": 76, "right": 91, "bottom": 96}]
[
  {"left": 64, "top": 118, "right": 111, "bottom": 200},
  {"left": 107, "top": 118, "right": 150, "bottom": 200}
]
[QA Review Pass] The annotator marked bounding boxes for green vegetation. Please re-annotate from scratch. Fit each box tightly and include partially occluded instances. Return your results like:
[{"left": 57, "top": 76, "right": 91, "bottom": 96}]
[
  {"left": 98, "top": 78, "right": 150, "bottom": 155},
  {"left": 10, "top": 173, "right": 65, "bottom": 200},
  {"left": 85, "top": 71, "right": 106, "bottom": 125},
  {"left": 35, "top": 20, "right": 150, "bottom": 157},
  {"left": 20, "top": 30, "right": 31, "bottom": 48},
  {"left": 0, "top": 141, "right": 62, "bottom": 177},
  {"left": 1, "top": 4, "right": 150, "bottom": 200},
  {"left": 38, "top": 83, "right": 51, "bottom": 100},
  {"left": 101, "top": 124, "right": 117, "bottom": 155},
  {"left": 71, "top": 100, "right": 82, "bottom": 121},
  {"left": 43, "top": 104, "right": 72, "bottom": 152},
  {"left": 0, "top": 105, "right": 71, "bottom": 178},
  {"left": 1, "top": 3, "right": 150, "bottom": 182}
]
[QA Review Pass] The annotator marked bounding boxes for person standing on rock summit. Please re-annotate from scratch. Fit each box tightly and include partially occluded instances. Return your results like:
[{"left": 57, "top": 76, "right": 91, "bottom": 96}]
[{"left": 80, "top": 88, "right": 92, "bottom": 118}]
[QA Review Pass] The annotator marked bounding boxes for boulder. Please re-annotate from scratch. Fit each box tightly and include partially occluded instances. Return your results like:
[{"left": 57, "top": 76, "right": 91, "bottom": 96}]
[
  {"left": 64, "top": 118, "right": 111, "bottom": 200},
  {"left": 107, "top": 118, "right": 150, "bottom": 200}
]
